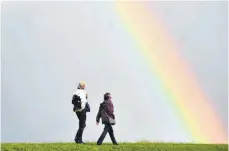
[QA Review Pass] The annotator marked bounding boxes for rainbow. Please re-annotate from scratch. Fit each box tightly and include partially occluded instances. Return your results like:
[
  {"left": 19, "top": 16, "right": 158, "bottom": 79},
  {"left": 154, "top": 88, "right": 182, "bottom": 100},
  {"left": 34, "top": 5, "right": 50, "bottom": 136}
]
[{"left": 114, "top": 2, "right": 227, "bottom": 144}]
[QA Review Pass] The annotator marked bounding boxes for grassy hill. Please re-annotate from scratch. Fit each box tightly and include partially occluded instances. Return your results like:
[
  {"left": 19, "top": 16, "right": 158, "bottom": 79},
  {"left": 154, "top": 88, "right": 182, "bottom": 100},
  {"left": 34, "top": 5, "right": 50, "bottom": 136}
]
[{"left": 1, "top": 142, "right": 228, "bottom": 151}]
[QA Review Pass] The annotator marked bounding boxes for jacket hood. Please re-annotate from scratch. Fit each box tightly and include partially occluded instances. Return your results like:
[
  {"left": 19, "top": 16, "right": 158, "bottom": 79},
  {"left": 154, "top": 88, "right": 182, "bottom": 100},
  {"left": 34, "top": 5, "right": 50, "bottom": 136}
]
[{"left": 100, "top": 100, "right": 111, "bottom": 108}]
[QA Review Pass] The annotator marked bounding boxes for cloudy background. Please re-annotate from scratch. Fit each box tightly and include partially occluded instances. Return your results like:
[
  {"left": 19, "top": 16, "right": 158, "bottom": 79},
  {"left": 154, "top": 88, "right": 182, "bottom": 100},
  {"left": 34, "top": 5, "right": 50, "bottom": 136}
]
[{"left": 1, "top": 1, "right": 227, "bottom": 143}]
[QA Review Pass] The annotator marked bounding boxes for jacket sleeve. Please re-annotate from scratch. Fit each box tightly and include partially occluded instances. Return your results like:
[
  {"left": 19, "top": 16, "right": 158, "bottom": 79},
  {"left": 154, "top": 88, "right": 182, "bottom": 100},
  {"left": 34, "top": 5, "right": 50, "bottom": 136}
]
[
  {"left": 79, "top": 91, "right": 87, "bottom": 110},
  {"left": 96, "top": 106, "right": 101, "bottom": 123}
]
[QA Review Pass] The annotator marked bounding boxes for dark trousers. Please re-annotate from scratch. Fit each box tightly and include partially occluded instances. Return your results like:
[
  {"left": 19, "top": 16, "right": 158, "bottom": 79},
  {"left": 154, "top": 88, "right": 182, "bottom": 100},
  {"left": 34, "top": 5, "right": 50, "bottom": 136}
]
[
  {"left": 75, "top": 111, "right": 86, "bottom": 142},
  {"left": 97, "top": 124, "right": 117, "bottom": 145}
]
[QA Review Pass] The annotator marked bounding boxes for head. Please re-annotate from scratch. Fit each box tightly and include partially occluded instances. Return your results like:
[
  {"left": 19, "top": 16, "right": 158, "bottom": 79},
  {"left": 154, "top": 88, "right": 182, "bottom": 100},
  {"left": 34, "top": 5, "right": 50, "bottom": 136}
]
[
  {"left": 104, "top": 92, "right": 111, "bottom": 101},
  {"left": 78, "top": 81, "right": 86, "bottom": 89}
]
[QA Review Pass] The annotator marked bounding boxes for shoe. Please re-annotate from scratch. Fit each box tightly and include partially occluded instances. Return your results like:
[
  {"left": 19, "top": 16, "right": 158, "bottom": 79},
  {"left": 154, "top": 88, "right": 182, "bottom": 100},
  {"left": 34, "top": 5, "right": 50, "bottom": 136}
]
[
  {"left": 74, "top": 139, "right": 78, "bottom": 143},
  {"left": 77, "top": 141, "right": 85, "bottom": 144},
  {"left": 113, "top": 143, "right": 118, "bottom": 145},
  {"left": 97, "top": 142, "right": 102, "bottom": 145},
  {"left": 74, "top": 139, "right": 85, "bottom": 144}
]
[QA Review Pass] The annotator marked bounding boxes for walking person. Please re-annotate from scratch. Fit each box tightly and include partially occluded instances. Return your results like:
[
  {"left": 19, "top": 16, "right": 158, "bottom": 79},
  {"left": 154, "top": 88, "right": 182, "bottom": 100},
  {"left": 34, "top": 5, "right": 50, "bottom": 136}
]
[
  {"left": 96, "top": 93, "right": 118, "bottom": 145},
  {"left": 72, "top": 81, "right": 90, "bottom": 144}
]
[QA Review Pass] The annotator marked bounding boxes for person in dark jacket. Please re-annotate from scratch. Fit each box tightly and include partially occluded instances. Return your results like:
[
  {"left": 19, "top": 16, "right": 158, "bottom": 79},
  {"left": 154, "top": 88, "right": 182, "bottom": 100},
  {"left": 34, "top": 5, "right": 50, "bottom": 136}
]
[{"left": 96, "top": 93, "right": 118, "bottom": 145}]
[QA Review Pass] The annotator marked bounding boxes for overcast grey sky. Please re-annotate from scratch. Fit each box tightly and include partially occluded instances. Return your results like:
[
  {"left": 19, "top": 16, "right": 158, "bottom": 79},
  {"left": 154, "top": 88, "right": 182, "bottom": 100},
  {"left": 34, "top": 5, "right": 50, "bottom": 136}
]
[{"left": 1, "top": 1, "right": 227, "bottom": 143}]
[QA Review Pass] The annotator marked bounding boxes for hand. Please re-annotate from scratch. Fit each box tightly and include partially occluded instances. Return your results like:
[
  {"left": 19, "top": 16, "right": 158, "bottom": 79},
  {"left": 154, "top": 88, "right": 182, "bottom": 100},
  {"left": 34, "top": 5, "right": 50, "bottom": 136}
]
[
  {"left": 75, "top": 108, "right": 83, "bottom": 112},
  {"left": 96, "top": 122, "right": 99, "bottom": 126}
]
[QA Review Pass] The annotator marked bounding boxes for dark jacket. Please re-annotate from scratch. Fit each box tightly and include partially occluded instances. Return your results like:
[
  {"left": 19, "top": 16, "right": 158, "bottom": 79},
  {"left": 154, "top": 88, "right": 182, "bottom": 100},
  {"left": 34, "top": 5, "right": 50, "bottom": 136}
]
[{"left": 96, "top": 100, "right": 115, "bottom": 124}]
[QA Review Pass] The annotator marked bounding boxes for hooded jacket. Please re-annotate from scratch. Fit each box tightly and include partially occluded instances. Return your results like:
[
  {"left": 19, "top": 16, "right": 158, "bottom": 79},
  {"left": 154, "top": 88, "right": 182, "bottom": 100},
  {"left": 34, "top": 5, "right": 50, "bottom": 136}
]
[{"left": 96, "top": 100, "right": 115, "bottom": 124}]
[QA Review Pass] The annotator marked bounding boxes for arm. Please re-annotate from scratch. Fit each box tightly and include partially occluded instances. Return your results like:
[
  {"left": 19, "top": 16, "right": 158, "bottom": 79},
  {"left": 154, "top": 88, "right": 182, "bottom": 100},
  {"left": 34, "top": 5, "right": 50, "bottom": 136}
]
[
  {"left": 81, "top": 99, "right": 86, "bottom": 110},
  {"left": 79, "top": 90, "right": 87, "bottom": 110},
  {"left": 96, "top": 106, "right": 101, "bottom": 123}
]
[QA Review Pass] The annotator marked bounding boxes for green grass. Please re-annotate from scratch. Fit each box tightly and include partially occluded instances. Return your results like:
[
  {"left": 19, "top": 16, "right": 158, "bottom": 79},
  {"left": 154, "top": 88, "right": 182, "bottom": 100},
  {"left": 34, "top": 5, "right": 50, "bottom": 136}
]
[{"left": 1, "top": 142, "right": 228, "bottom": 151}]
